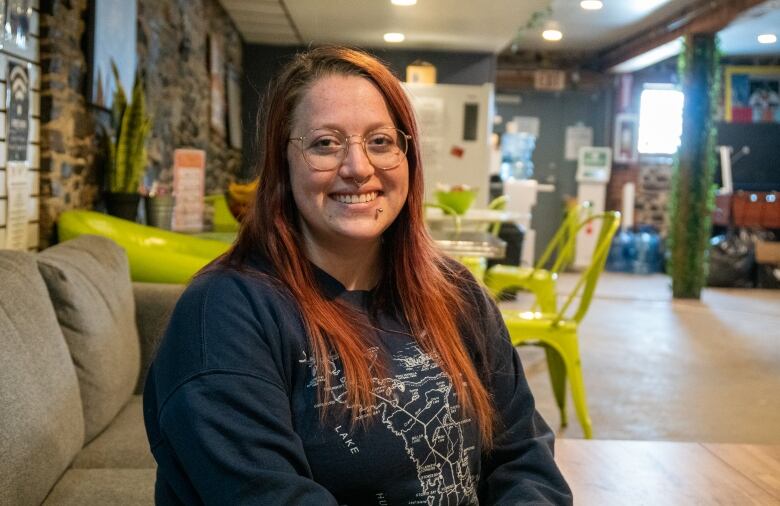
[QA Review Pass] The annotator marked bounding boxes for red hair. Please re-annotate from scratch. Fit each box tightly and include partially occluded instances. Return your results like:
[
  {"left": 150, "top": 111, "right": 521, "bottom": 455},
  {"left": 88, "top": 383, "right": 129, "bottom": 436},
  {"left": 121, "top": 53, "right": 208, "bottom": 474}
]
[{"left": 225, "top": 46, "right": 494, "bottom": 445}]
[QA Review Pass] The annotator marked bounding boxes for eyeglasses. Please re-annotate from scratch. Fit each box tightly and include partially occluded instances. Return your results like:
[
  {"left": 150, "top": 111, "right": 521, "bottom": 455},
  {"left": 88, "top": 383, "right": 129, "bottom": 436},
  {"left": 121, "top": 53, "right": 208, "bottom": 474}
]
[{"left": 289, "top": 127, "right": 411, "bottom": 172}]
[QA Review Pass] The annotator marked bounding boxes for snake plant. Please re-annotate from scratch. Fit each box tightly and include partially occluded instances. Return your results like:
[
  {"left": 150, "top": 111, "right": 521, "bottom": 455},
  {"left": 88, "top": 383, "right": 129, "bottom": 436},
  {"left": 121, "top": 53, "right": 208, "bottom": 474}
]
[{"left": 106, "top": 61, "right": 151, "bottom": 194}]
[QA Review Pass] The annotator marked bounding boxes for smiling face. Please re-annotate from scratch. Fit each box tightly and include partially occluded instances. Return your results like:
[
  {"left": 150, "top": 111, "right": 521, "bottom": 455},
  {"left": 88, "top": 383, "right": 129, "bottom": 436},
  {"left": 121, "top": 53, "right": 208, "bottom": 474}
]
[{"left": 287, "top": 74, "right": 409, "bottom": 258}]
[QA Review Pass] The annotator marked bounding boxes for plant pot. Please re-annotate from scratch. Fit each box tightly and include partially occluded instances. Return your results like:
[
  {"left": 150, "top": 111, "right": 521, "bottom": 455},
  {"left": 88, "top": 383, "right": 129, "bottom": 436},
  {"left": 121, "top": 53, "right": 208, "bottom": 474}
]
[
  {"left": 105, "top": 192, "right": 141, "bottom": 222},
  {"left": 144, "top": 195, "right": 175, "bottom": 230}
]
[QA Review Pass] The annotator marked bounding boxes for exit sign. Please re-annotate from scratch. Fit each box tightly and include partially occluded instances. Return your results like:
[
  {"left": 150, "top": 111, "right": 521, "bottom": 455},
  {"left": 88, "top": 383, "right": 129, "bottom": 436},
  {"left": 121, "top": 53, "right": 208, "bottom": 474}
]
[{"left": 534, "top": 70, "right": 566, "bottom": 91}]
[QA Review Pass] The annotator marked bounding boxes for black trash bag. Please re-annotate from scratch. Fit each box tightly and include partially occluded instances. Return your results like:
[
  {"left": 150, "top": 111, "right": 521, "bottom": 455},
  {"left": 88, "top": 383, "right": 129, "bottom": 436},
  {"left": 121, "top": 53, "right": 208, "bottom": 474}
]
[{"left": 707, "top": 233, "right": 755, "bottom": 288}]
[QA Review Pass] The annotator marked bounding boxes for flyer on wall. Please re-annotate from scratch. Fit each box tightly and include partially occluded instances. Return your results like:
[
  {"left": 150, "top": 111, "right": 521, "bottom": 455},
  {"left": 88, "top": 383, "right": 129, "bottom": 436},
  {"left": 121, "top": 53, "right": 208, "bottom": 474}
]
[
  {"left": 4, "top": 60, "right": 31, "bottom": 250},
  {"left": 171, "top": 148, "right": 206, "bottom": 233}
]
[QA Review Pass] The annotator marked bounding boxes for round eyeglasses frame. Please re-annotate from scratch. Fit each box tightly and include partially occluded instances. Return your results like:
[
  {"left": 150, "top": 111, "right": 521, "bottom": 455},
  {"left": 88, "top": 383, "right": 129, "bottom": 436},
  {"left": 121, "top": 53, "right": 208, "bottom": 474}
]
[{"left": 288, "top": 127, "right": 412, "bottom": 172}]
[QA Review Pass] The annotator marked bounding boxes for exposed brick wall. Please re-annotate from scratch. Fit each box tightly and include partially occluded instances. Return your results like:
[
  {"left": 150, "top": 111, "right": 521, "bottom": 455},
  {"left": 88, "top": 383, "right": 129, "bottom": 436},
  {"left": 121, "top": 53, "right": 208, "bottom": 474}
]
[
  {"left": 37, "top": 0, "right": 242, "bottom": 247},
  {"left": 137, "top": 0, "right": 242, "bottom": 194},
  {"left": 636, "top": 161, "right": 673, "bottom": 236},
  {"left": 39, "top": 0, "right": 99, "bottom": 248}
]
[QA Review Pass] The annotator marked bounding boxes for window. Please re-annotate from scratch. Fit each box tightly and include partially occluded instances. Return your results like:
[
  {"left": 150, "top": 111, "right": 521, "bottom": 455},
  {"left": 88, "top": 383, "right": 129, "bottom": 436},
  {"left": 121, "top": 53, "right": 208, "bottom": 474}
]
[{"left": 637, "top": 86, "right": 685, "bottom": 155}]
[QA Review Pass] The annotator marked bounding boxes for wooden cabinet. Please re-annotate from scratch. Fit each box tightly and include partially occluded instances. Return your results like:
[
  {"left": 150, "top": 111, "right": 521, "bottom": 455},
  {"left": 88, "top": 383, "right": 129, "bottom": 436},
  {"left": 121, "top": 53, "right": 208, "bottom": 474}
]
[{"left": 713, "top": 191, "right": 780, "bottom": 228}]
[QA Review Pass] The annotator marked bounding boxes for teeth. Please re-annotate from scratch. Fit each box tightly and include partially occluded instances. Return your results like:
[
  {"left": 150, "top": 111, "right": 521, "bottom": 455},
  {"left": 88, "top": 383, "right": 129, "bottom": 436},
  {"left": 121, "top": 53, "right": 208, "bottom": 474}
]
[{"left": 334, "top": 191, "right": 378, "bottom": 204}]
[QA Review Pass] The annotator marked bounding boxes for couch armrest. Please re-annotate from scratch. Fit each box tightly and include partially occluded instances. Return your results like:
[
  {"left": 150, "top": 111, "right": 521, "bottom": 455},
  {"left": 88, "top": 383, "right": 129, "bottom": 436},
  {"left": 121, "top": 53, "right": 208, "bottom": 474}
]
[{"left": 133, "top": 282, "right": 185, "bottom": 393}]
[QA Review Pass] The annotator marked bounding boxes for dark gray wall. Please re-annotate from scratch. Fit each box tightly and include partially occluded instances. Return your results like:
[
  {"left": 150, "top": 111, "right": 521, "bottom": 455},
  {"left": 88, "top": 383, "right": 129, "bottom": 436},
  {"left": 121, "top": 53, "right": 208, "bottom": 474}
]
[
  {"left": 240, "top": 44, "right": 496, "bottom": 176},
  {"left": 495, "top": 89, "right": 609, "bottom": 260}
]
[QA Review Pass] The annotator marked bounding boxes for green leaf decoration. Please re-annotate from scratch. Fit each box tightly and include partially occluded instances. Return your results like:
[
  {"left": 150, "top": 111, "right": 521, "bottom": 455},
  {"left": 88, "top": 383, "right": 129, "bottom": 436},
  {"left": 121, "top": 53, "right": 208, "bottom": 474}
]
[{"left": 106, "top": 61, "right": 152, "bottom": 194}]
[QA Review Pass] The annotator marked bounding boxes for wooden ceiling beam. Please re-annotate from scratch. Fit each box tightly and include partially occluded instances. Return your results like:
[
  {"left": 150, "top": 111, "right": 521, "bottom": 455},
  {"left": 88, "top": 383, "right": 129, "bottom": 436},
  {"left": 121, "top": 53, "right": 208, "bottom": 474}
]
[{"left": 596, "top": 0, "right": 766, "bottom": 72}]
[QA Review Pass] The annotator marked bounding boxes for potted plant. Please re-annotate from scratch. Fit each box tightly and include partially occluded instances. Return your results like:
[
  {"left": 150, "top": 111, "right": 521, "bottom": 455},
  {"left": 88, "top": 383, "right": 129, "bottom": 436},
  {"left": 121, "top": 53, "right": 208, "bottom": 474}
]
[{"left": 102, "top": 61, "right": 152, "bottom": 221}]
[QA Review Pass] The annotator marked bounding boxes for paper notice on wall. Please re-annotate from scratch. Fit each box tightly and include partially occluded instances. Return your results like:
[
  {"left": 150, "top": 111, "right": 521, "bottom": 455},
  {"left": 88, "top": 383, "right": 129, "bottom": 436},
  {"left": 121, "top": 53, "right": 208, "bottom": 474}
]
[
  {"left": 4, "top": 60, "right": 31, "bottom": 249},
  {"left": 420, "top": 137, "right": 443, "bottom": 181},
  {"left": 171, "top": 149, "right": 206, "bottom": 232},
  {"left": 4, "top": 162, "right": 29, "bottom": 249},
  {"left": 513, "top": 116, "right": 540, "bottom": 137},
  {"left": 412, "top": 96, "right": 445, "bottom": 137},
  {"left": 565, "top": 123, "right": 593, "bottom": 161}
]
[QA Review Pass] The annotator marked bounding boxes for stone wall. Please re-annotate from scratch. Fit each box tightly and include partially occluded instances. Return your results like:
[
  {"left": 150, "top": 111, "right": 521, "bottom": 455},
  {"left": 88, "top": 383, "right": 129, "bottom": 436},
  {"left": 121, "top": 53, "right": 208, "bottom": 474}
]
[
  {"left": 606, "top": 160, "right": 674, "bottom": 237},
  {"left": 37, "top": 0, "right": 241, "bottom": 247},
  {"left": 636, "top": 161, "right": 673, "bottom": 237},
  {"left": 39, "top": 0, "right": 98, "bottom": 248},
  {"left": 137, "top": 0, "right": 242, "bottom": 193}
]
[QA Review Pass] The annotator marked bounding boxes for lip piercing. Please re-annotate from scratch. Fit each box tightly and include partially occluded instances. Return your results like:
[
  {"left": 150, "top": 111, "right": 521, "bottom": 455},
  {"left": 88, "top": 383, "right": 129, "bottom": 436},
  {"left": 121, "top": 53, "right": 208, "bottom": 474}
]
[{"left": 375, "top": 207, "right": 384, "bottom": 219}]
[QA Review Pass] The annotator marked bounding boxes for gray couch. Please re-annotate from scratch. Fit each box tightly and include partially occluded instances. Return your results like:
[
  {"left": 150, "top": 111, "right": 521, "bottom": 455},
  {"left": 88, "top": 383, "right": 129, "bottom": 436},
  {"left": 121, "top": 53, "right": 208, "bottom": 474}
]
[{"left": 0, "top": 235, "right": 184, "bottom": 505}]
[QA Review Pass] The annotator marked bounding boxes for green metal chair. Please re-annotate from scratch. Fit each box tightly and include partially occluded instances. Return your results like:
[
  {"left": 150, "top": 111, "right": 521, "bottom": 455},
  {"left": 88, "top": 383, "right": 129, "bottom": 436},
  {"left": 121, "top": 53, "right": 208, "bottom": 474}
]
[
  {"left": 484, "top": 203, "right": 584, "bottom": 312},
  {"left": 501, "top": 211, "right": 621, "bottom": 439}
]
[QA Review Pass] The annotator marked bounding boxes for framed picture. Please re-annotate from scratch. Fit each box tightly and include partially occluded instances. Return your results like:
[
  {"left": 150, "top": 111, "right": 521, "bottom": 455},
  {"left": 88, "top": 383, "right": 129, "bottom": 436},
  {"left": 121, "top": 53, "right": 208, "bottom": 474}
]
[
  {"left": 88, "top": 0, "right": 137, "bottom": 108},
  {"left": 724, "top": 65, "right": 780, "bottom": 123},
  {"left": 3, "top": 0, "right": 34, "bottom": 59},
  {"left": 613, "top": 113, "right": 638, "bottom": 164},
  {"left": 227, "top": 68, "right": 242, "bottom": 150},
  {"left": 208, "top": 35, "right": 226, "bottom": 136}
]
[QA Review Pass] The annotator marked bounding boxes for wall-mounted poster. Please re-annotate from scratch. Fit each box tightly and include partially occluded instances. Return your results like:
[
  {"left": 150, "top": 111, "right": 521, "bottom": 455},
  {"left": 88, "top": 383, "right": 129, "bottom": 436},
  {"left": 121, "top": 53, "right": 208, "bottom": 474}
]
[
  {"left": 3, "top": 0, "right": 33, "bottom": 59},
  {"left": 725, "top": 66, "right": 780, "bottom": 123},
  {"left": 0, "top": 1, "right": 7, "bottom": 45},
  {"left": 4, "top": 60, "right": 30, "bottom": 250},
  {"left": 89, "top": 0, "right": 137, "bottom": 108},
  {"left": 171, "top": 149, "right": 205, "bottom": 233},
  {"left": 208, "top": 36, "right": 226, "bottom": 136},
  {"left": 613, "top": 113, "right": 638, "bottom": 164}
]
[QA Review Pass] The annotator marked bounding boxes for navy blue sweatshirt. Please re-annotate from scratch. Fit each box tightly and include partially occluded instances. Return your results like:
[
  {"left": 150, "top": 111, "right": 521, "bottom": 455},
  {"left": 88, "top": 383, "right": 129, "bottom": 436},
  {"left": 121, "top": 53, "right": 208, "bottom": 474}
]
[{"left": 143, "top": 262, "right": 572, "bottom": 505}]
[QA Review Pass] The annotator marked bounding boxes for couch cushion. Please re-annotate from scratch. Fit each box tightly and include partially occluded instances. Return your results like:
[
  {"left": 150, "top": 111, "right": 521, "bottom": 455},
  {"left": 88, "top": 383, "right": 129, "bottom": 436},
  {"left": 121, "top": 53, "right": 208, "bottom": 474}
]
[
  {"left": 42, "top": 468, "right": 156, "bottom": 506},
  {"left": 72, "top": 395, "right": 155, "bottom": 469},
  {"left": 37, "top": 235, "right": 141, "bottom": 443},
  {"left": 0, "top": 251, "right": 85, "bottom": 506}
]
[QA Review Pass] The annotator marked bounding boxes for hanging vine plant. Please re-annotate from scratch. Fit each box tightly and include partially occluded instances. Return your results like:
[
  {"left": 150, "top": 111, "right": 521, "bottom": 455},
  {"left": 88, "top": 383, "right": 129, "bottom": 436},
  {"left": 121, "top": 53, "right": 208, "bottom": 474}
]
[{"left": 667, "top": 33, "right": 720, "bottom": 299}]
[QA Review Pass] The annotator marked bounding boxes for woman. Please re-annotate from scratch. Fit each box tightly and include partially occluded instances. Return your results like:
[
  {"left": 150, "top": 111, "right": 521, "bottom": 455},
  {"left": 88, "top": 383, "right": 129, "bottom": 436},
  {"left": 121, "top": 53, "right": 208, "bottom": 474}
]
[{"left": 144, "top": 46, "right": 571, "bottom": 505}]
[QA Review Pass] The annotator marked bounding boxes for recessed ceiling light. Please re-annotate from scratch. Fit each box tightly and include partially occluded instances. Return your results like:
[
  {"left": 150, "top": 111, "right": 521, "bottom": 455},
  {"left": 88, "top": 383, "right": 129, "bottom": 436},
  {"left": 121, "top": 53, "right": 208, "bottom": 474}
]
[
  {"left": 580, "top": 0, "right": 603, "bottom": 10},
  {"left": 757, "top": 33, "right": 777, "bottom": 44},
  {"left": 391, "top": 0, "right": 417, "bottom": 5},
  {"left": 384, "top": 32, "right": 405, "bottom": 43},
  {"left": 542, "top": 29, "right": 563, "bottom": 41}
]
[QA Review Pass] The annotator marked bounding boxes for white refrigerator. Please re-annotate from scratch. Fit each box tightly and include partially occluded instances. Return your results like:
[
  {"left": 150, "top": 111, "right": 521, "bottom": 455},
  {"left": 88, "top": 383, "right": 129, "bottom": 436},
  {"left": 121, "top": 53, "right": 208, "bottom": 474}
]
[{"left": 403, "top": 83, "right": 495, "bottom": 207}]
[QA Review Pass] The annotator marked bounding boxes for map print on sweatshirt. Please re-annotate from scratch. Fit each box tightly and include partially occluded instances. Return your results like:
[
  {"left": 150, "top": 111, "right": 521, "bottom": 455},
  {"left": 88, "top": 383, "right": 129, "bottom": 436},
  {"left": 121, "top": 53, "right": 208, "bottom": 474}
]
[{"left": 300, "top": 342, "right": 479, "bottom": 505}]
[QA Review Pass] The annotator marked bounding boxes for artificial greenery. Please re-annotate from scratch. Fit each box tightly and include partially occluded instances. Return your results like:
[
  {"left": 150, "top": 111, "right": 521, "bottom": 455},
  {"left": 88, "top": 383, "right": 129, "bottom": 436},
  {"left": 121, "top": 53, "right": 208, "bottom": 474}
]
[
  {"left": 105, "top": 61, "right": 152, "bottom": 194},
  {"left": 667, "top": 33, "right": 720, "bottom": 299}
]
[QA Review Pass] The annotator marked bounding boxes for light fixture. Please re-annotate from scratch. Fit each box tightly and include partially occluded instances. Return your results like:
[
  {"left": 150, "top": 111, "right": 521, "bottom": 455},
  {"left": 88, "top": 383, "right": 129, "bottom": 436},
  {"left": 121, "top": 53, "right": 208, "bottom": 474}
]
[
  {"left": 580, "top": 0, "right": 603, "bottom": 10},
  {"left": 757, "top": 33, "right": 777, "bottom": 44},
  {"left": 391, "top": 0, "right": 417, "bottom": 5},
  {"left": 542, "top": 20, "right": 563, "bottom": 42},
  {"left": 384, "top": 32, "right": 405, "bottom": 43}
]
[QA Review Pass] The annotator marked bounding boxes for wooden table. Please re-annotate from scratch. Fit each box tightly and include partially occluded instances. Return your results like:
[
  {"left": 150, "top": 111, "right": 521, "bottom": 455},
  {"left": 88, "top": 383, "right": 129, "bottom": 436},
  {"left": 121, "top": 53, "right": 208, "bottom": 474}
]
[{"left": 556, "top": 439, "right": 780, "bottom": 505}]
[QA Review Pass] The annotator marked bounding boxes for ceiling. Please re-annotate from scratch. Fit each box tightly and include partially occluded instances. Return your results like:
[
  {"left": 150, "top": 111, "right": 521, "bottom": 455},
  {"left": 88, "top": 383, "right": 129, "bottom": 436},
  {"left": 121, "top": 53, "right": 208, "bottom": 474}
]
[{"left": 220, "top": 0, "right": 780, "bottom": 61}]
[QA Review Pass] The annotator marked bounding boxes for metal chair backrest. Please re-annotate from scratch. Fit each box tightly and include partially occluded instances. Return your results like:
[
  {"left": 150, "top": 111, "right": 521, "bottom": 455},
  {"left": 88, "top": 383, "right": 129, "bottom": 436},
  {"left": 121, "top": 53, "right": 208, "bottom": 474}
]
[
  {"left": 533, "top": 203, "right": 585, "bottom": 273},
  {"left": 486, "top": 195, "right": 509, "bottom": 236},
  {"left": 552, "top": 211, "right": 621, "bottom": 325}
]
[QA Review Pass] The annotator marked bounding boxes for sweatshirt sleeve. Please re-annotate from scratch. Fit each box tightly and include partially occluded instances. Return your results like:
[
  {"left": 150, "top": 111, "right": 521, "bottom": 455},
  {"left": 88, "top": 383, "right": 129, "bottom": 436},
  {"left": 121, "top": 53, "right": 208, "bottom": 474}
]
[
  {"left": 146, "top": 272, "right": 340, "bottom": 505},
  {"left": 158, "top": 372, "right": 339, "bottom": 505},
  {"left": 476, "top": 289, "right": 573, "bottom": 505}
]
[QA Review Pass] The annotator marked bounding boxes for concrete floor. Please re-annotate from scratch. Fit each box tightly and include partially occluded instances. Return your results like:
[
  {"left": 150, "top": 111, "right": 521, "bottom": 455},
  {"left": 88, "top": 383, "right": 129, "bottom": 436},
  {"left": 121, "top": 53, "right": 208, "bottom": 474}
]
[{"left": 501, "top": 272, "right": 780, "bottom": 443}]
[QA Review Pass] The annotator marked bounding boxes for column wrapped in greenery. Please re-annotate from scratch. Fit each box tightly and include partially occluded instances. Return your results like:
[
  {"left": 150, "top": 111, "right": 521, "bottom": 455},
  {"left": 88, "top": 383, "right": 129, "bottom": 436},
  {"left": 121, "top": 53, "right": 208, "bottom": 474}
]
[{"left": 667, "top": 33, "right": 720, "bottom": 299}]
